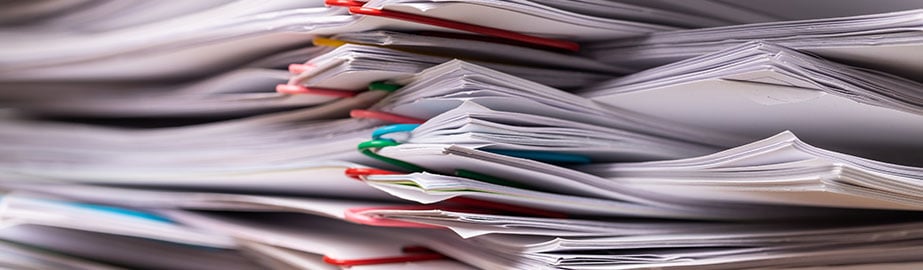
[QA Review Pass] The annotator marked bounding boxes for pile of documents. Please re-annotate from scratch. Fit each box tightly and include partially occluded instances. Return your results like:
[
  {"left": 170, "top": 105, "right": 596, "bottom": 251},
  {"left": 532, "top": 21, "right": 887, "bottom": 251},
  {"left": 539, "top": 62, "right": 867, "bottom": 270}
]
[{"left": 1, "top": 0, "right": 922, "bottom": 269}]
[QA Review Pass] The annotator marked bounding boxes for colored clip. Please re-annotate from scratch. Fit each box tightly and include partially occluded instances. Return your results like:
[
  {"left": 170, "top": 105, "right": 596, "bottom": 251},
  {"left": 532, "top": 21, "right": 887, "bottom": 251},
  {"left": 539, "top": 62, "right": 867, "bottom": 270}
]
[
  {"left": 447, "top": 197, "right": 567, "bottom": 218},
  {"left": 350, "top": 109, "right": 425, "bottom": 124},
  {"left": 345, "top": 6, "right": 579, "bottom": 52},
  {"left": 454, "top": 169, "right": 537, "bottom": 191},
  {"left": 68, "top": 202, "right": 175, "bottom": 224},
  {"left": 482, "top": 149, "right": 592, "bottom": 164},
  {"left": 371, "top": 124, "right": 420, "bottom": 141},
  {"left": 1, "top": 195, "right": 175, "bottom": 224},
  {"left": 287, "top": 63, "right": 312, "bottom": 74},
  {"left": 368, "top": 81, "right": 402, "bottom": 92},
  {"left": 345, "top": 206, "right": 445, "bottom": 229},
  {"left": 358, "top": 140, "right": 426, "bottom": 172},
  {"left": 324, "top": 0, "right": 365, "bottom": 7},
  {"left": 275, "top": 84, "right": 358, "bottom": 97},
  {"left": 416, "top": 30, "right": 560, "bottom": 51},
  {"left": 345, "top": 167, "right": 402, "bottom": 180},
  {"left": 359, "top": 124, "right": 420, "bottom": 169},
  {"left": 322, "top": 246, "right": 447, "bottom": 266},
  {"left": 313, "top": 37, "right": 348, "bottom": 48}
]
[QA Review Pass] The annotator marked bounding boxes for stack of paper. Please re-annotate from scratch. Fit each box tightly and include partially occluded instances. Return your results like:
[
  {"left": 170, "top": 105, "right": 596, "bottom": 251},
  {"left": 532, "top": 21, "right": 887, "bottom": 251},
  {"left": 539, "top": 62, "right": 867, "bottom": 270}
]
[
  {"left": 3, "top": 46, "right": 335, "bottom": 117},
  {"left": 587, "top": 9, "right": 923, "bottom": 78},
  {"left": 0, "top": 1, "right": 339, "bottom": 81},
  {"left": 285, "top": 43, "right": 614, "bottom": 91},
  {"left": 0, "top": 194, "right": 259, "bottom": 270},
  {"left": 328, "top": 31, "right": 629, "bottom": 74},
  {"left": 604, "top": 0, "right": 923, "bottom": 24},
  {"left": 3, "top": 1, "right": 923, "bottom": 269},
  {"left": 576, "top": 131, "right": 923, "bottom": 211},
  {"left": 581, "top": 41, "right": 923, "bottom": 163}
]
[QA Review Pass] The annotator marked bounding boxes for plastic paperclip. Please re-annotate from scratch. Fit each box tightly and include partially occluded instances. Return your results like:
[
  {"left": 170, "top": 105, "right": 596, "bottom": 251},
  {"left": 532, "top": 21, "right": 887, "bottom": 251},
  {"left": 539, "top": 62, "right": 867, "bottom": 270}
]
[
  {"left": 344, "top": 157, "right": 568, "bottom": 219},
  {"left": 344, "top": 206, "right": 445, "bottom": 229},
  {"left": 275, "top": 84, "right": 358, "bottom": 97},
  {"left": 416, "top": 30, "right": 560, "bottom": 51},
  {"left": 287, "top": 63, "right": 312, "bottom": 74},
  {"left": 345, "top": 6, "right": 580, "bottom": 52},
  {"left": 454, "top": 168, "right": 537, "bottom": 191},
  {"left": 313, "top": 37, "right": 348, "bottom": 47},
  {"left": 483, "top": 149, "right": 592, "bottom": 164},
  {"left": 368, "top": 81, "right": 402, "bottom": 92},
  {"left": 358, "top": 140, "right": 426, "bottom": 172},
  {"left": 324, "top": 0, "right": 365, "bottom": 7},
  {"left": 0, "top": 194, "right": 172, "bottom": 224},
  {"left": 350, "top": 110, "right": 425, "bottom": 124},
  {"left": 372, "top": 124, "right": 420, "bottom": 141},
  {"left": 322, "top": 246, "right": 447, "bottom": 266},
  {"left": 345, "top": 167, "right": 402, "bottom": 180},
  {"left": 447, "top": 197, "right": 567, "bottom": 218},
  {"left": 64, "top": 201, "right": 175, "bottom": 224}
]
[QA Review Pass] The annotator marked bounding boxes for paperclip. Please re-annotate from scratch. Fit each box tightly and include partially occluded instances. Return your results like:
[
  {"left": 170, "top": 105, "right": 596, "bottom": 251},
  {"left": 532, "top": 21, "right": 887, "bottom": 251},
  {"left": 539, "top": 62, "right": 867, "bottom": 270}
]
[
  {"left": 345, "top": 6, "right": 580, "bottom": 52},
  {"left": 483, "top": 149, "right": 592, "bottom": 164},
  {"left": 324, "top": 0, "right": 365, "bottom": 7},
  {"left": 313, "top": 37, "right": 348, "bottom": 47},
  {"left": 275, "top": 84, "right": 358, "bottom": 97},
  {"left": 358, "top": 140, "right": 426, "bottom": 172},
  {"left": 287, "top": 63, "right": 312, "bottom": 74},
  {"left": 344, "top": 206, "right": 445, "bottom": 229},
  {"left": 344, "top": 167, "right": 402, "bottom": 180},
  {"left": 367, "top": 81, "right": 402, "bottom": 92},
  {"left": 322, "top": 246, "right": 447, "bottom": 266},
  {"left": 447, "top": 197, "right": 568, "bottom": 218},
  {"left": 68, "top": 202, "right": 175, "bottom": 224},
  {"left": 350, "top": 110, "right": 425, "bottom": 124},
  {"left": 453, "top": 169, "right": 537, "bottom": 190},
  {"left": 371, "top": 124, "right": 420, "bottom": 141}
]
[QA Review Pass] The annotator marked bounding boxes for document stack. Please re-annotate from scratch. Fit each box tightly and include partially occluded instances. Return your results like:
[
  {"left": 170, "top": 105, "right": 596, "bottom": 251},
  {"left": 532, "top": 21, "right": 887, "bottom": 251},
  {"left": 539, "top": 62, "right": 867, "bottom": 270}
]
[{"left": 1, "top": 1, "right": 923, "bottom": 269}]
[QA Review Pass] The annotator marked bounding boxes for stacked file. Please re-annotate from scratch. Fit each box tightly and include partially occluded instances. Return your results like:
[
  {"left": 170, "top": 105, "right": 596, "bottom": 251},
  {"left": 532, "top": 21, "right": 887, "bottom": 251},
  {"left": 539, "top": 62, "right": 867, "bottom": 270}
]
[
  {"left": 2, "top": 0, "right": 923, "bottom": 269},
  {"left": 581, "top": 41, "right": 923, "bottom": 164},
  {"left": 587, "top": 9, "right": 923, "bottom": 79},
  {"left": 577, "top": 131, "right": 923, "bottom": 210}
]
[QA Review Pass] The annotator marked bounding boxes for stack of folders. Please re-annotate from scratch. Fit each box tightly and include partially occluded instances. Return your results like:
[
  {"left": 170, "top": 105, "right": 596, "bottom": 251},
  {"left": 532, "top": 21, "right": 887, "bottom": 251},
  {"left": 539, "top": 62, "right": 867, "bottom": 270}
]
[{"left": 2, "top": 1, "right": 923, "bottom": 269}]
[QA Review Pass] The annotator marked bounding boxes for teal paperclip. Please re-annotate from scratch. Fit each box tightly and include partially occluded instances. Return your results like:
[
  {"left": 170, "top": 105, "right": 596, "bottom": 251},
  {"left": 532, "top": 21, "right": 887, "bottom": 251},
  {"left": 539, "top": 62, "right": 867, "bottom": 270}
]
[
  {"left": 72, "top": 203, "right": 174, "bottom": 224},
  {"left": 371, "top": 124, "right": 421, "bottom": 141},
  {"left": 0, "top": 195, "right": 172, "bottom": 224},
  {"left": 483, "top": 149, "right": 592, "bottom": 164},
  {"left": 358, "top": 140, "right": 426, "bottom": 172},
  {"left": 360, "top": 124, "right": 426, "bottom": 172}
]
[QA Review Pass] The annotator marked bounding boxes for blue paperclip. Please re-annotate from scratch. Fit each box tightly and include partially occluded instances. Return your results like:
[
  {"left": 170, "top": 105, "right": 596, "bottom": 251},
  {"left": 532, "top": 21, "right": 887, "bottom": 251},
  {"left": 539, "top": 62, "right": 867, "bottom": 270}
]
[
  {"left": 0, "top": 195, "right": 175, "bottom": 224},
  {"left": 71, "top": 203, "right": 174, "bottom": 224},
  {"left": 483, "top": 149, "right": 592, "bottom": 164},
  {"left": 371, "top": 124, "right": 421, "bottom": 141}
]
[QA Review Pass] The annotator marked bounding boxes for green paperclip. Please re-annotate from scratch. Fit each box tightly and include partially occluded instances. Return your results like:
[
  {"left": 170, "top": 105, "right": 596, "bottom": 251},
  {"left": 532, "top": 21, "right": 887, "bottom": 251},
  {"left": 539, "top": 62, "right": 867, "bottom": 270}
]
[
  {"left": 368, "top": 81, "right": 402, "bottom": 92},
  {"left": 455, "top": 169, "right": 540, "bottom": 191},
  {"left": 358, "top": 140, "right": 426, "bottom": 172},
  {"left": 483, "top": 149, "right": 592, "bottom": 164}
]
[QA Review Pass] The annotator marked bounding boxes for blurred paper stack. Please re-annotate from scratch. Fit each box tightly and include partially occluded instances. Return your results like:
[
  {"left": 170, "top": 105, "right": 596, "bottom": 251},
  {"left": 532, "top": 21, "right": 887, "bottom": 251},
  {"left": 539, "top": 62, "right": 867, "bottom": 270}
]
[{"left": 1, "top": 1, "right": 923, "bottom": 269}]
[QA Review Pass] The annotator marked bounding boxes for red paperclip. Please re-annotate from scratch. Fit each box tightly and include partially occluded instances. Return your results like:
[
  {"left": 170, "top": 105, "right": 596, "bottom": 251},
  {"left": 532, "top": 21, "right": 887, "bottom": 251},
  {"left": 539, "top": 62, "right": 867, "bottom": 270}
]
[
  {"left": 325, "top": 0, "right": 578, "bottom": 52},
  {"left": 325, "top": 0, "right": 365, "bottom": 7},
  {"left": 448, "top": 197, "right": 568, "bottom": 218},
  {"left": 323, "top": 246, "right": 447, "bottom": 266},
  {"left": 345, "top": 167, "right": 403, "bottom": 180},
  {"left": 345, "top": 206, "right": 445, "bottom": 229},
  {"left": 287, "top": 63, "right": 312, "bottom": 74},
  {"left": 275, "top": 84, "right": 358, "bottom": 97},
  {"left": 416, "top": 30, "right": 561, "bottom": 51},
  {"left": 350, "top": 109, "right": 425, "bottom": 124},
  {"left": 347, "top": 6, "right": 579, "bottom": 52}
]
